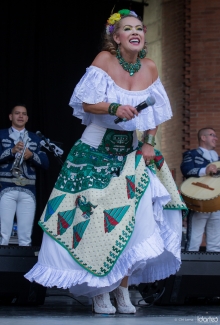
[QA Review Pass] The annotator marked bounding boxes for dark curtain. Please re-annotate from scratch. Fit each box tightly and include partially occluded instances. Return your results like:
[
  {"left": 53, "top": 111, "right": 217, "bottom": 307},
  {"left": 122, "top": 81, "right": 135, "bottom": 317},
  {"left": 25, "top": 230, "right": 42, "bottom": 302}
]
[{"left": 0, "top": 0, "right": 144, "bottom": 245}]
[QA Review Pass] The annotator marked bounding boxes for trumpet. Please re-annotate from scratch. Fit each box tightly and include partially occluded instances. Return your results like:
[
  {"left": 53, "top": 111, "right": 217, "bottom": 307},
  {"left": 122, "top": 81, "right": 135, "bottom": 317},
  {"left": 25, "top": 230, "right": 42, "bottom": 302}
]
[{"left": 11, "top": 137, "right": 30, "bottom": 178}]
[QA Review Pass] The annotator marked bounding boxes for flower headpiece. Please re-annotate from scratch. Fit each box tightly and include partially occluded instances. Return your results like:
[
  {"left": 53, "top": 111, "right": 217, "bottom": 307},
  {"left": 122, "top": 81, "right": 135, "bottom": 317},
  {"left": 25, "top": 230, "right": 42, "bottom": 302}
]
[{"left": 106, "top": 9, "right": 138, "bottom": 35}]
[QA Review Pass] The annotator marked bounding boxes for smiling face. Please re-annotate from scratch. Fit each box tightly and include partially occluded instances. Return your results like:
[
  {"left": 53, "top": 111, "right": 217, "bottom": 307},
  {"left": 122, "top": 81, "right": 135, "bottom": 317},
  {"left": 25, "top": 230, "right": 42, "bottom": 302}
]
[
  {"left": 113, "top": 16, "right": 145, "bottom": 54},
  {"left": 9, "top": 105, "right": 28, "bottom": 131},
  {"left": 199, "top": 128, "right": 218, "bottom": 150}
]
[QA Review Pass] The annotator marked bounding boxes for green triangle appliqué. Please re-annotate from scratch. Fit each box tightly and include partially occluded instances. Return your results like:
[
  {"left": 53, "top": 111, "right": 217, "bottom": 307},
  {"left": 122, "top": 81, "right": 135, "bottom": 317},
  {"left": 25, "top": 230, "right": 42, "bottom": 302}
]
[
  {"left": 135, "top": 150, "right": 143, "bottom": 169},
  {"left": 104, "top": 205, "right": 130, "bottom": 233},
  {"left": 57, "top": 208, "right": 76, "bottom": 235},
  {"left": 73, "top": 219, "right": 90, "bottom": 249},
  {"left": 44, "top": 194, "right": 66, "bottom": 222},
  {"left": 126, "top": 175, "right": 135, "bottom": 199}
]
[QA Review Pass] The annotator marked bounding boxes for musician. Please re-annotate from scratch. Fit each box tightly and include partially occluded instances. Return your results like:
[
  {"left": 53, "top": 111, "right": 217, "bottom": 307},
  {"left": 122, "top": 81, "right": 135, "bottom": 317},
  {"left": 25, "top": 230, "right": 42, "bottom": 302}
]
[
  {"left": 180, "top": 127, "right": 220, "bottom": 252},
  {"left": 0, "top": 104, "right": 49, "bottom": 246}
]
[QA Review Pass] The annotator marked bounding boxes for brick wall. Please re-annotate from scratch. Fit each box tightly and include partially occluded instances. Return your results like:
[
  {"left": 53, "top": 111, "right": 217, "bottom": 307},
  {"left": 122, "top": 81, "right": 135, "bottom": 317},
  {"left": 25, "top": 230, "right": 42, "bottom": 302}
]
[
  {"left": 143, "top": 0, "right": 162, "bottom": 151},
  {"left": 145, "top": 0, "right": 220, "bottom": 187},
  {"left": 161, "top": 0, "right": 220, "bottom": 186},
  {"left": 161, "top": 0, "right": 185, "bottom": 186},
  {"left": 187, "top": 0, "right": 220, "bottom": 151}
]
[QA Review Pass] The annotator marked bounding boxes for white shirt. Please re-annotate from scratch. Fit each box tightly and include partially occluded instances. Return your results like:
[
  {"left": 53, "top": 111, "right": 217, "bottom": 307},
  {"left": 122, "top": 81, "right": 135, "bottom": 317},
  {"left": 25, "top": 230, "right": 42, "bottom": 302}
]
[
  {"left": 11, "top": 127, "right": 25, "bottom": 140},
  {"left": 198, "top": 147, "right": 219, "bottom": 176}
]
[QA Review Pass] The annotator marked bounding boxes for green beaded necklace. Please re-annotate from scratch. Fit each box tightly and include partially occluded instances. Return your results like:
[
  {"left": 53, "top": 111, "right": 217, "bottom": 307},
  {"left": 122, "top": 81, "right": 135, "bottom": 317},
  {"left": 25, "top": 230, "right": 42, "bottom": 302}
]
[{"left": 116, "top": 48, "right": 141, "bottom": 76}]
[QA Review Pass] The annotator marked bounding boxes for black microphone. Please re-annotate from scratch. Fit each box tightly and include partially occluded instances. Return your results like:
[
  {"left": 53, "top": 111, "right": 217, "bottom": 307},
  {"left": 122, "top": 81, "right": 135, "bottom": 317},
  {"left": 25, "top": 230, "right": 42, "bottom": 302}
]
[
  {"left": 36, "top": 131, "right": 55, "bottom": 152},
  {"left": 36, "top": 131, "right": 64, "bottom": 166},
  {"left": 114, "top": 96, "right": 156, "bottom": 124},
  {"left": 36, "top": 131, "right": 47, "bottom": 141}
]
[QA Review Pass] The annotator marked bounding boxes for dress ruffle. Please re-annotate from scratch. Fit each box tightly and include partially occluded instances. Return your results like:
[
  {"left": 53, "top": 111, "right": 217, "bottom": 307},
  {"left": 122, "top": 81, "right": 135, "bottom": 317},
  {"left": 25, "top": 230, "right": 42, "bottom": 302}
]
[
  {"left": 24, "top": 170, "right": 182, "bottom": 298},
  {"left": 25, "top": 221, "right": 180, "bottom": 298},
  {"left": 69, "top": 66, "right": 172, "bottom": 131},
  {"left": 25, "top": 68, "right": 182, "bottom": 298}
]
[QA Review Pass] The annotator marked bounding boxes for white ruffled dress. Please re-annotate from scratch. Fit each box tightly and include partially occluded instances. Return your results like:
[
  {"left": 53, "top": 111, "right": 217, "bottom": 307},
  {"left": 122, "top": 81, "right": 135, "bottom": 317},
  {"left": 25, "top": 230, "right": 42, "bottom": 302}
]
[{"left": 25, "top": 66, "right": 183, "bottom": 298}]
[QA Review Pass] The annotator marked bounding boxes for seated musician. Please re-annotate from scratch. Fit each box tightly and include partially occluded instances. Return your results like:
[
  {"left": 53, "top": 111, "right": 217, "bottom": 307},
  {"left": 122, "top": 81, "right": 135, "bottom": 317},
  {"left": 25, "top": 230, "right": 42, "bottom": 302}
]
[{"left": 180, "top": 127, "right": 220, "bottom": 252}]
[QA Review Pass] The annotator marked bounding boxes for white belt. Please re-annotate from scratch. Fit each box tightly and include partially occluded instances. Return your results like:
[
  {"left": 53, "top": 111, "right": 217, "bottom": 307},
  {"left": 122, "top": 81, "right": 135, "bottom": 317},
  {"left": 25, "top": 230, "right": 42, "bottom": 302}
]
[{"left": 0, "top": 177, "right": 35, "bottom": 186}]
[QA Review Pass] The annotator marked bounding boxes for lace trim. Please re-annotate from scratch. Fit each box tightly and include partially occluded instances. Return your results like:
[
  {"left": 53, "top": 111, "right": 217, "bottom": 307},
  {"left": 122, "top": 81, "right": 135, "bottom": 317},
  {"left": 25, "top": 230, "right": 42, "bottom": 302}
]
[
  {"left": 187, "top": 168, "right": 200, "bottom": 176},
  {"left": 0, "top": 148, "right": 11, "bottom": 159},
  {"left": 0, "top": 187, "right": 36, "bottom": 203},
  {"left": 23, "top": 162, "right": 36, "bottom": 179},
  {"left": 0, "top": 172, "right": 12, "bottom": 176},
  {"left": 32, "top": 152, "right": 41, "bottom": 165},
  {"left": 2, "top": 139, "right": 11, "bottom": 148}
]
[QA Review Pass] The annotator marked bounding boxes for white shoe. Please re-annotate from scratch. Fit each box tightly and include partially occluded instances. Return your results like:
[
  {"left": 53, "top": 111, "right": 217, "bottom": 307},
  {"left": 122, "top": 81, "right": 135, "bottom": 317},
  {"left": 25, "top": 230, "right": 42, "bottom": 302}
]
[
  {"left": 113, "top": 286, "right": 136, "bottom": 314},
  {"left": 92, "top": 292, "right": 116, "bottom": 314}
]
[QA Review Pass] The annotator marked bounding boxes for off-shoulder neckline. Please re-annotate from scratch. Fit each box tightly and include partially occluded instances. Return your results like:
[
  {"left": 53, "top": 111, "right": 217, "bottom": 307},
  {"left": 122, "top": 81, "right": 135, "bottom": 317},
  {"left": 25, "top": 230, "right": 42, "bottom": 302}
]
[{"left": 88, "top": 65, "right": 160, "bottom": 94}]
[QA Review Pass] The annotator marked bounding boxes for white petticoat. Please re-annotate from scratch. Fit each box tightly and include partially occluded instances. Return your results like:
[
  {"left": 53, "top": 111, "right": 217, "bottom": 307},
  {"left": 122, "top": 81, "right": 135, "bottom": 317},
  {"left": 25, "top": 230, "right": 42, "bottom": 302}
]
[{"left": 25, "top": 169, "right": 182, "bottom": 298}]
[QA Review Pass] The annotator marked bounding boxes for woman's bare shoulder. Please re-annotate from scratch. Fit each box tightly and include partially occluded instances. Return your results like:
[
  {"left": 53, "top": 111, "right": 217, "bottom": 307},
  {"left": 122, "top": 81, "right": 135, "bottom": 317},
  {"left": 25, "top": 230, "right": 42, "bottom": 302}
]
[
  {"left": 91, "top": 51, "right": 113, "bottom": 72},
  {"left": 142, "top": 58, "right": 158, "bottom": 81}
]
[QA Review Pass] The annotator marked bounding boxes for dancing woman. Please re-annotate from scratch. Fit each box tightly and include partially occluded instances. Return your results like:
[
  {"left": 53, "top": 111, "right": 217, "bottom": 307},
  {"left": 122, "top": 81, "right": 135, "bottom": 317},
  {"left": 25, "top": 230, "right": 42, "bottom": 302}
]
[{"left": 25, "top": 9, "right": 187, "bottom": 314}]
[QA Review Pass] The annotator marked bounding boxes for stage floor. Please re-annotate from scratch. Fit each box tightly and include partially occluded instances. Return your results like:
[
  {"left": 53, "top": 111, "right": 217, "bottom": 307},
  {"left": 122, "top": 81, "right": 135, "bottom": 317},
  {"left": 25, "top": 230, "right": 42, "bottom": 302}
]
[{"left": 0, "top": 287, "right": 220, "bottom": 325}]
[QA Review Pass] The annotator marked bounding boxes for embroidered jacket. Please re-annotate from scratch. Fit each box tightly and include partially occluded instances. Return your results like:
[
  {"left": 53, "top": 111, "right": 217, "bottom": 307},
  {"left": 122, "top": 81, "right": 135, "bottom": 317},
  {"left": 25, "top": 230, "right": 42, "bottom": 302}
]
[
  {"left": 180, "top": 148, "right": 220, "bottom": 179},
  {"left": 0, "top": 128, "right": 49, "bottom": 180}
]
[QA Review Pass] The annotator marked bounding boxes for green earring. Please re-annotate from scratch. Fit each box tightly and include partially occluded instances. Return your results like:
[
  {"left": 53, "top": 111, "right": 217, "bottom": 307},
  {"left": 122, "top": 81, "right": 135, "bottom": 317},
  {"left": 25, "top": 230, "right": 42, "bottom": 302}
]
[{"left": 138, "top": 49, "right": 147, "bottom": 59}]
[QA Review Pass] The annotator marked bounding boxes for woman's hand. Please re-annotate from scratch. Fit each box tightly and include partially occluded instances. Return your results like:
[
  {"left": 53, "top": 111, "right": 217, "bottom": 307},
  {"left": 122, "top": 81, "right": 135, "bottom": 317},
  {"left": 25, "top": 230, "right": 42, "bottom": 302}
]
[
  {"left": 115, "top": 105, "right": 138, "bottom": 121},
  {"left": 142, "top": 143, "right": 155, "bottom": 165}
]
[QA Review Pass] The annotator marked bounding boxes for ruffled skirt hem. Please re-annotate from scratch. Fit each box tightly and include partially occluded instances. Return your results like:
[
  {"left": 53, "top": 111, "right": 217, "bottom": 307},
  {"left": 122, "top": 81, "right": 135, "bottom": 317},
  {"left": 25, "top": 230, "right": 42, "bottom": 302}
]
[
  {"left": 25, "top": 208, "right": 181, "bottom": 297},
  {"left": 25, "top": 166, "right": 182, "bottom": 298}
]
